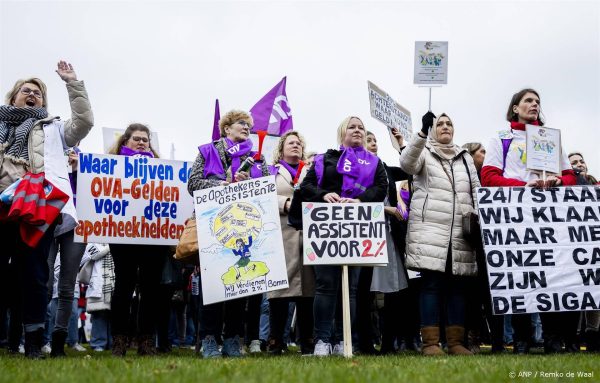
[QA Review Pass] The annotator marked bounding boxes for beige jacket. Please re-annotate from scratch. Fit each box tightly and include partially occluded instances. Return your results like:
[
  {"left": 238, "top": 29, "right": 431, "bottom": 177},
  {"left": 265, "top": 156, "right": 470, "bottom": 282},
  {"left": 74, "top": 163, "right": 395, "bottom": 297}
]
[
  {"left": 0, "top": 80, "right": 93, "bottom": 191},
  {"left": 399, "top": 134, "right": 480, "bottom": 276},
  {"left": 267, "top": 163, "right": 315, "bottom": 299}
]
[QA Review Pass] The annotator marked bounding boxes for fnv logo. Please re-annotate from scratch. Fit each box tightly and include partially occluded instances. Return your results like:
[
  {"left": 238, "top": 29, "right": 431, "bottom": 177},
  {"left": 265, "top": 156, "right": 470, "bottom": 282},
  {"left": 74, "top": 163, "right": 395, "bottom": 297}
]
[
  {"left": 358, "top": 159, "right": 370, "bottom": 165},
  {"left": 343, "top": 159, "right": 352, "bottom": 172},
  {"left": 269, "top": 95, "right": 292, "bottom": 123},
  {"left": 227, "top": 145, "right": 240, "bottom": 155}
]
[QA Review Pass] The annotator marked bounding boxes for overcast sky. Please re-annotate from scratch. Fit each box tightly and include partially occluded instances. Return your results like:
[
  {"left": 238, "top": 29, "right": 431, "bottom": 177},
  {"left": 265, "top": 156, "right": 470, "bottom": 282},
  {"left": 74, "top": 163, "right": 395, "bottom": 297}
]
[{"left": 1, "top": 0, "right": 598, "bottom": 174}]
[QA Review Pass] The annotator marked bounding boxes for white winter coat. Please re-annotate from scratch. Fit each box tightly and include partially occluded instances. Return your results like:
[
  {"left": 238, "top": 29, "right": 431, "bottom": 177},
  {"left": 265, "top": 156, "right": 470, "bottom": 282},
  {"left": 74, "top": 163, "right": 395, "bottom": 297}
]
[{"left": 399, "top": 134, "right": 480, "bottom": 276}]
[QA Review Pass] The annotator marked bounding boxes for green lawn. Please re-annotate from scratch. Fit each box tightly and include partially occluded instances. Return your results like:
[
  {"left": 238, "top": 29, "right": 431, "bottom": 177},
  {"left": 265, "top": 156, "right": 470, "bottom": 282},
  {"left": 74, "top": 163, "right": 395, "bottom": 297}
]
[{"left": 1, "top": 347, "right": 599, "bottom": 383}]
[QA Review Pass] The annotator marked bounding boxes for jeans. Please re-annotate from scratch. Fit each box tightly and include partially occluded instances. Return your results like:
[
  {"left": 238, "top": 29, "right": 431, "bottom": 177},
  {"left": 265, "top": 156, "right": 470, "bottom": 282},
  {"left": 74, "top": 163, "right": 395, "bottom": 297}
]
[
  {"left": 504, "top": 315, "right": 514, "bottom": 344},
  {"left": 47, "top": 230, "right": 86, "bottom": 333},
  {"left": 0, "top": 222, "right": 56, "bottom": 332},
  {"left": 419, "top": 270, "right": 468, "bottom": 327},
  {"left": 313, "top": 265, "right": 360, "bottom": 343},
  {"left": 45, "top": 298, "right": 78, "bottom": 345},
  {"left": 90, "top": 310, "right": 112, "bottom": 349},
  {"left": 259, "top": 294, "right": 270, "bottom": 341},
  {"left": 269, "top": 297, "right": 313, "bottom": 346}
]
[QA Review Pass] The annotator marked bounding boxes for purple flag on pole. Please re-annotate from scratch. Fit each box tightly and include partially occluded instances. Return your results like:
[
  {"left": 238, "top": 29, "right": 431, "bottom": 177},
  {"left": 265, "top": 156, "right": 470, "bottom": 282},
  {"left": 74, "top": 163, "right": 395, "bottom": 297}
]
[
  {"left": 249, "top": 77, "right": 293, "bottom": 136},
  {"left": 211, "top": 99, "right": 221, "bottom": 141}
]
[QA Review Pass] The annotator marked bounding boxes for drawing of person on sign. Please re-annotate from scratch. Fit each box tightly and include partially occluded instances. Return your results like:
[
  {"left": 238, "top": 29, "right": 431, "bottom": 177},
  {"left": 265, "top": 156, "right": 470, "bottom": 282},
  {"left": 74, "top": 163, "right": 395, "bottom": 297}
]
[
  {"left": 212, "top": 202, "right": 269, "bottom": 285},
  {"left": 233, "top": 236, "right": 256, "bottom": 279}
]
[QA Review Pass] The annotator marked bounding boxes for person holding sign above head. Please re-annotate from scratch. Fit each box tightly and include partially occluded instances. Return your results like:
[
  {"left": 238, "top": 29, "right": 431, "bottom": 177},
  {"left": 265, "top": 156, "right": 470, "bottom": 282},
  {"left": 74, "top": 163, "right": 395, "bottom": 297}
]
[
  {"left": 0, "top": 61, "right": 93, "bottom": 359},
  {"left": 299, "top": 116, "right": 388, "bottom": 356},
  {"left": 188, "top": 110, "right": 271, "bottom": 359},
  {"left": 399, "top": 112, "right": 480, "bottom": 356},
  {"left": 266, "top": 131, "right": 315, "bottom": 355},
  {"left": 107, "top": 124, "right": 169, "bottom": 357},
  {"left": 481, "top": 89, "right": 577, "bottom": 355}
]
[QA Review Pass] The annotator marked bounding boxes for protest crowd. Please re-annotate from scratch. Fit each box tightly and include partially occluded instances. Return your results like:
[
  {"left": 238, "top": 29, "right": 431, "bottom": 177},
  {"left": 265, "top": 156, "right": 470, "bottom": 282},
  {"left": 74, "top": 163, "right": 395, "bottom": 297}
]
[{"left": 1, "top": 61, "right": 599, "bottom": 360}]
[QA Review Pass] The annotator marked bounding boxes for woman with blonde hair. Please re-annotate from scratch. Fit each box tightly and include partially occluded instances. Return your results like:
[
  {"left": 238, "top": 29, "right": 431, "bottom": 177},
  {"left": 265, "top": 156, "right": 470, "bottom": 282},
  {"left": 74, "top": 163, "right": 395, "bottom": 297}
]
[
  {"left": 0, "top": 61, "right": 93, "bottom": 358},
  {"left": 188, "top": 109, "right": 271, "bottom": 358},
  {"left": 266, "top": 130, "right": 315, "bottom": 354},
  {"left": 299, "top": 116, "right": 388, "bottom": 356}
]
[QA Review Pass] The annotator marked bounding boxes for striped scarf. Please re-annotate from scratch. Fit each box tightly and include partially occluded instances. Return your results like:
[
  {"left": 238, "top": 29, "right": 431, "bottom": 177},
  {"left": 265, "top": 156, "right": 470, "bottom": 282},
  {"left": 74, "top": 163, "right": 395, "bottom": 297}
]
[{"left": 0, "top": 105, "right": 49, "bottom": 165}]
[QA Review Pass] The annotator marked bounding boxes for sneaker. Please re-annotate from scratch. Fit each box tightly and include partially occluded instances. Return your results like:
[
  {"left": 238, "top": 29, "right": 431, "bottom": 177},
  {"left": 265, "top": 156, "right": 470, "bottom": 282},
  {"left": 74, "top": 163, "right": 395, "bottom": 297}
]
[
  {"left": 18, "top": 344, "right": 25, "bottom": 354},
  {"left": 313, "top": 340, "right": 332, "bottom": 356},
  {"left": 332, "top": 341, "right": 344, "bottom": 356},
  {"left": 222, "top": 336, "right": 243, "bottom": 357},
  {"left": 71, "top": 343, "right": 86, "bottom": 352},
  {"left": 201, "top": 335, "right": 222, "bottom": 358},
  {"left": 42, "top": 343, "right": 52, "bottom": 354},
  {"left": 249, "top": 339, "right": 262, "bottom": 354},
  {"left": 93, "top": 347, "right": 104, "bottom": 352}
]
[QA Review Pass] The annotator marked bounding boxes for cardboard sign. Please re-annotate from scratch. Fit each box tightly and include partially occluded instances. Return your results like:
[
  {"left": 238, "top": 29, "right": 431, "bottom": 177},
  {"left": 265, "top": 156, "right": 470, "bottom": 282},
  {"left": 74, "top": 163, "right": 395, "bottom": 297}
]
[
  {"left": 302, "top": 202, "right": 389, "bottom": 266},
  {"left": 414, "top": 41, "right": 449, "bottom": 85},
  {"left": 478, "top": 186, "right": 600, "bottom": 314},
  {"left": 526, "top": 125, "right": 561, "bottom": 175},
  {"left": 193, "top": 176, "right": 289, "bottom": 304},
  {"left": 74, "top": 153, "right": 194, "bottom": 245},
  {"left": 367, "top": 81, "right": 413, "bottom": 148}
]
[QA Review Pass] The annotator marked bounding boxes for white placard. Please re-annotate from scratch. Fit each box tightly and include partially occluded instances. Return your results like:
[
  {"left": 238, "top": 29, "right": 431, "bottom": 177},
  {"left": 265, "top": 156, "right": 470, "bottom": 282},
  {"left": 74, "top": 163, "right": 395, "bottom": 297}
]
[
  {"left": 193, "top": 176, "right": 289, "bottom": 304},
  {"left": 102, "top": 127, "right": 161, "bottom": 155},
  {"left": 526, "top": 125, "right": 561, "bottom": 175},
  {"left": 478, "top": 186, "right": 600, "bottom": 314},
  {"left": 250, "top": 133, "right": 280, "bottom": 165},
  {"left": 302, "top": 202, "right": 388, "bottom": 266},
  {"left": 74, "top": 153, "right": 194, "bottom": 245},
  {"left": 414, "top": 41, "right": 449, "bottom": 85},
  {"left": 367, "top": 81, "right": 413, "bottom": 148}
]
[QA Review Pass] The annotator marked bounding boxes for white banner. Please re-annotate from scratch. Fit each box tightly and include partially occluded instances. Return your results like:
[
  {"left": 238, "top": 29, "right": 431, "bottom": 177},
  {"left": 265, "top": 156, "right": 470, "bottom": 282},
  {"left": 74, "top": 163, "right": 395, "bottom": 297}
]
[
  {"left": 74, "top": 153, "right": 194, "bottom": 245},
  {"left": 250, "top": 133, "right": 280, "bottom": 165},
  {"left": 414, "top": 41, "right": 449, "bottom": 85},
  {"left": 367, "top": 81, "right": 413, "bottom": 148},
  {"left": 302, "top": 202, "right": 388, "bottom": 266},
  {"left": 478, "top": 186, "right": 600, "bottom": 314},
  {"left": 193, "top": 176, "right": 289, "bottom": 305}
]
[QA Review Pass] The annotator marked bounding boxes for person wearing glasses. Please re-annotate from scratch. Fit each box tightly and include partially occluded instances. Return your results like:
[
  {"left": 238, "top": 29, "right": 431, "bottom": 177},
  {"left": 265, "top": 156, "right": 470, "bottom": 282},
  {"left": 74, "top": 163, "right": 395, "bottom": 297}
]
[
  {"left": 188, "top": 109, "right": 270, "bottom": 358},
  {"left": 107, "top": 123, "right": 166, "bottom": 356},
  {"left": 0, "top": 61, "right": 93, "bottom": 358}
]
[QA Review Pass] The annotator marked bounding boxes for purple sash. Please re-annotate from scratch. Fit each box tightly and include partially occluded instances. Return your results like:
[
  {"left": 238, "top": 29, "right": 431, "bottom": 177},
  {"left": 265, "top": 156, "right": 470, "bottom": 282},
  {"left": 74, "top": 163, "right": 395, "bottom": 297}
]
[
  {"left": 336, "top": 145, "right": 379, "bottom": 198},
  {"left": 198, "top": 138, "right": 257, "bottom": 180},
  {"left": 119, "top": 146, "right": 154, "bottom": 158}
]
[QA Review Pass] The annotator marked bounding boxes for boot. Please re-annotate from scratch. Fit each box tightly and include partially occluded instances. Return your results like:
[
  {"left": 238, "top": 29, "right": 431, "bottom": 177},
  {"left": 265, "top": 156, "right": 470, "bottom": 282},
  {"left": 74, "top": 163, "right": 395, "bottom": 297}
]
[
  {"left": 24, "top": 328, "right": 45, "bottom": 359},
  {"left": 420, "top": 326, "right": 444, "bottom": 356},
  {"left": 585, "top": 330, "right": 600, "bottom": 353},
  {"left": 137, "top": 334, "right": 157, "bottom": 356},
  {"left": 50, "top": 329, "right": 68, "bottom": 357},
  {"left": 112, "top": 334, "right": 128, "bottom": 357},
  {"left": 467, "top": 329, "right": 481, "bottom": 354},
  {"left": 446, "top": 326, "right": 473, "bottom": 355}
]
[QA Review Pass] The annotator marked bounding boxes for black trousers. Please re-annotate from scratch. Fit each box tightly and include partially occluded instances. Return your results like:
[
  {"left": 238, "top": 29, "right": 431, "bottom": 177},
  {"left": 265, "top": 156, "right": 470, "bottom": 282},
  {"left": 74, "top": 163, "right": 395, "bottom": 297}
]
[{"left": 110, "top": 244, "right": 167, "bottom": 336}]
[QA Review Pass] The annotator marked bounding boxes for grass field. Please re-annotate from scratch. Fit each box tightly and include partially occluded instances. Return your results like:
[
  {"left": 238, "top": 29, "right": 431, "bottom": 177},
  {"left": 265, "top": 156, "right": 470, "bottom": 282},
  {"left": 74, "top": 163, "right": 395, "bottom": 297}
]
[{"left": 2, "top": 347, "right": 600, "bottom": 383}]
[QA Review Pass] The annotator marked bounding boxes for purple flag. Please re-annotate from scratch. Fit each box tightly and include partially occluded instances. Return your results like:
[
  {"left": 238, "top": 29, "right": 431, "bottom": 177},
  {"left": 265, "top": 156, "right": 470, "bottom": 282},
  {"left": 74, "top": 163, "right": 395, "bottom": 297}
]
[
  {"left": 211, "top": 99, "right": 221, "bottom": 141},
  {"left": 249, "top": 77, "right": 293, "bottom": 136}
]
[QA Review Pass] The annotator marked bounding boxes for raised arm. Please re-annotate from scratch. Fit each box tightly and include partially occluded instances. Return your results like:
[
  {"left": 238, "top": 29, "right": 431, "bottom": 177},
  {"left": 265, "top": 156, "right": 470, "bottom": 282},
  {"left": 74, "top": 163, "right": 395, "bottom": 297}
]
[{"left": 58, "top": 61, "right": 94, "bottom": 147}]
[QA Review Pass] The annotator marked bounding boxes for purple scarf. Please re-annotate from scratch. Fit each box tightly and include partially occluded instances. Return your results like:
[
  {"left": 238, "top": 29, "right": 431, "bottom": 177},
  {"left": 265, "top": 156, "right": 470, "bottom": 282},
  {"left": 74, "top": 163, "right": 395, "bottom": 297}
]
[
  {"left": 198, "top": 138, "right": 262, "bottom": 180},
  {"left": 397, "top": 188, "right": 410, "bottom": 220},
  {"left": 119, "top": 146, "right": 154, "bottom": 158},
  {"left": 336, "top": 145, "right": 379, "bottom": 198}
]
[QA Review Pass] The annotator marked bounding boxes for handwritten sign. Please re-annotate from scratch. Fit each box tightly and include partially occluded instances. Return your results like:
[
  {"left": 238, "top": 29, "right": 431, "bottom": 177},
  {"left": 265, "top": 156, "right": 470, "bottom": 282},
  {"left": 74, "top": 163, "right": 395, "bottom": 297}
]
[
  {"left": 526, "top": 125, "right": 561, "bottom": 174},
  {"left": 302, "top": 202, "right": 388, "bottom": 266},
  {"left": 74, "top": 153, "right": 193, "bottom": 245},
  {"left": 367, "top": 81, "right": 413, "bottom": 148},
  {"left": 193, "top": 176, "right": 289, "bottom": 304}
]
